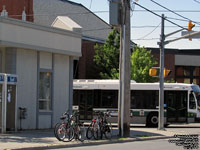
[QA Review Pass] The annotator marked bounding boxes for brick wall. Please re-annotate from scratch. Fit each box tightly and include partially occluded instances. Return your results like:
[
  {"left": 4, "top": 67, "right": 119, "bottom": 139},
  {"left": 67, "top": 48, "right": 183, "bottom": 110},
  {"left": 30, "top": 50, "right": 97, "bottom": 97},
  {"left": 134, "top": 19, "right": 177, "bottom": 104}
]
[
  {"left": 0, "top": 0, "right": 33, "bottom": 22},
  {"left": 77, "top": 40, "right": 102, "bottom": 79},
  {"left": 152, "top": 53, "right": 175, "bottom": 81}
]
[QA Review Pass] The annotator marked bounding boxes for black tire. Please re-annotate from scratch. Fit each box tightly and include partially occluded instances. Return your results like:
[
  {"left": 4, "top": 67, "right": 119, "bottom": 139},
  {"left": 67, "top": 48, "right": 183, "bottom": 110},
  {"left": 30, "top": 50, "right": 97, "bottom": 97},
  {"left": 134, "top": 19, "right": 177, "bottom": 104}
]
[
  {"left": 76, "top": 124, "right": 86, "bottom": 142},
  {"left": 146, "top": 113, "right": 158, "bottom": 127},
  {"left": 86, "top": 123, "right": 93, "bottom": 139},
  {"left": 93, "top": 126, "right": 100, "bottom": 140},
  {"left": 93, "top": 121, "right": 101, "bottom": 140},
  {"left": 56, "top": 123, "right": 74, "bottom": 142},
  {"left": 104, "top": 123, "right": 112, "bottom": 139},
  {"left": 54, "top": 123, "right": 62, "bottom": 141}
]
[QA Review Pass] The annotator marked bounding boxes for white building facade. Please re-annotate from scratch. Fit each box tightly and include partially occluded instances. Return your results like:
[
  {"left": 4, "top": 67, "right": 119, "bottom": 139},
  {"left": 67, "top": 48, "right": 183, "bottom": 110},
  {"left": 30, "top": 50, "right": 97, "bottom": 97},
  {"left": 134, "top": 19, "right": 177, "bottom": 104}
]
[{"left": 0, "top": 17, "right": 82, "bottom": 130}]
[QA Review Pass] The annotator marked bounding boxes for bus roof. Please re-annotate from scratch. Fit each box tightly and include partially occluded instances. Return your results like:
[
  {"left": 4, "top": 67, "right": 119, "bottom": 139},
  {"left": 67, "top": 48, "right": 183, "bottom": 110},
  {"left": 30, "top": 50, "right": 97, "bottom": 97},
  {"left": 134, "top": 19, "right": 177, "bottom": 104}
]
[{"left": 73, "top": 79, "right": 198, "bottom": 91}]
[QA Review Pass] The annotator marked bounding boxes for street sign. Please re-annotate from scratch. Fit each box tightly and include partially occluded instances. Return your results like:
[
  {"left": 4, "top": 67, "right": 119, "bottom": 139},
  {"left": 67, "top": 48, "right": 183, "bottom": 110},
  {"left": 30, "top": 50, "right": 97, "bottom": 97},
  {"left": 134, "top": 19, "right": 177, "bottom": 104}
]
[
  {"left": 181, "top": 31, "right": 200, "bottom": 39},
  {"left": 0, "top": 74, "right": 4, "bottom": 82},
  {"left": 7, "top": 75, "right": 17, "bottom": 83}
]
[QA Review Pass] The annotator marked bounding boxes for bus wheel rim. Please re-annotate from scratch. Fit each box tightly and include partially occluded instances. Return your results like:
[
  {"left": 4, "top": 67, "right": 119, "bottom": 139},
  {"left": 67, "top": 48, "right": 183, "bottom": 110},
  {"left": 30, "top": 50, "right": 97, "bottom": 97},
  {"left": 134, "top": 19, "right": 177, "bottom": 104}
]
[{"left": 151, "top": 116, "right": 158, "bottom": 124}]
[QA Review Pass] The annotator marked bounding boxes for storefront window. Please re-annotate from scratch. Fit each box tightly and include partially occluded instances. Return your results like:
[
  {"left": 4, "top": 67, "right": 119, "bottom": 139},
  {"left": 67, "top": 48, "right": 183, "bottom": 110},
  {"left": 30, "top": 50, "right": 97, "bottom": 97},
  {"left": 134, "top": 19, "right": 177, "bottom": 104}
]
[
  {"left": 193, "top": 67, "right": 200, "bottom": 76},
  {"left": 184, "top": 78, "right": 190, "bottom": 84},
  {"left": 193, "top": 79, "right": 200, "bottom": 85},
  {"left": 176, "top": 67, "right": 184, "bottom": 76},
  {"left": 176, "top": 66, "right": 200, "bottom": 86},
  {"left": 39, "top": 72, "right": 51, "bottom": 111},
  {"left": 184, "top": 67, "right": 190, "bottom": 76}
]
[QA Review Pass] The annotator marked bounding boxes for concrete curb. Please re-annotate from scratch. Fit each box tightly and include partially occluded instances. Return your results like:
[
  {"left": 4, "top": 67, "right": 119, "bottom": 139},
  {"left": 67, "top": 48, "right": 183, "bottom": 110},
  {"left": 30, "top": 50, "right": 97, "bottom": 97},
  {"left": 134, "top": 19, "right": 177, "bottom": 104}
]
[{"left": 12, "top": 136, "right": 173, "bottom": 150}]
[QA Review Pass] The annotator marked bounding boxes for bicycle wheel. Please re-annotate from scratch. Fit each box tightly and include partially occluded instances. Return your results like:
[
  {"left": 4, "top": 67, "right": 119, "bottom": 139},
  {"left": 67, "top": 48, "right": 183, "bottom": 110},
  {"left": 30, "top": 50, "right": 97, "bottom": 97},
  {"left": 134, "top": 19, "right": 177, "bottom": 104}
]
[
  {"left": 76, "top": 123, "right": 86, "bottom": 142},
  {"left": 56, "top": 124, "right": 74, "bottom": 142},
  {"left": 54, "top": 123, "right": 62, "bottom": 141},
  {"left": 86, "top": 123, "right": 93, "bottom": 139},
  {"left": 104, "top": 122, "right": 112, "bottom": 139},
  {"left": 93, "top": 123, "right": 100, "bottom": 140}
]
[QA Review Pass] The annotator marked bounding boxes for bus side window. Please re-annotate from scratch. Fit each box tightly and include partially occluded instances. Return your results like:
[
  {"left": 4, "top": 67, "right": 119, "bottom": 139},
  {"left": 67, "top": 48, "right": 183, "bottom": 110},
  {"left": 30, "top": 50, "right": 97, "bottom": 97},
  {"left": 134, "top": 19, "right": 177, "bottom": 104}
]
[{"left": 189, "top": 92, "right": 196, "bottom": 109}]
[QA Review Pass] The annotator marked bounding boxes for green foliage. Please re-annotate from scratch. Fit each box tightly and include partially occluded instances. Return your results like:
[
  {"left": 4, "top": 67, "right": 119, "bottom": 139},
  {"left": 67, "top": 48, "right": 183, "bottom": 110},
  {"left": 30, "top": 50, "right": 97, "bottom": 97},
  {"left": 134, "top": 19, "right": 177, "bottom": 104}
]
[
  {"left": 94, "top": 29, "right": 120, "bottom": 79},
  {"left": 131, "top": 47, "right": 158, "bottom": 83},
  {"left": 93, "top": 29, "right": 158, "bottom": 83}
]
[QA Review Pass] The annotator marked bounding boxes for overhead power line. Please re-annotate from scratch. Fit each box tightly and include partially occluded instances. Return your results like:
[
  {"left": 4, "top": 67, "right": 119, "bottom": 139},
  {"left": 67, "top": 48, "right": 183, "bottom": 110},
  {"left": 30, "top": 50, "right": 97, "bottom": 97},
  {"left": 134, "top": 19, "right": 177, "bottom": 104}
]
[
  {"left": 132, "top": 36, "right": 180, "bottom": 41},
  {"left": 193, "top": 0, "right": 200, "bottom": 4},
  {"left": 133, "top": 2, "right": 187, "bottom": 30},
  {"left": 150, "top": 0, "right": 200, "bottom": 25},
  {"left": 134, "top": 9, "right": 200, "bottom": 12},
  {"left": 137, "top": 23, "right": 161, "bottom": 40},
  {"left": 131, "top": 25, "right": 200, "bottom": 28}
]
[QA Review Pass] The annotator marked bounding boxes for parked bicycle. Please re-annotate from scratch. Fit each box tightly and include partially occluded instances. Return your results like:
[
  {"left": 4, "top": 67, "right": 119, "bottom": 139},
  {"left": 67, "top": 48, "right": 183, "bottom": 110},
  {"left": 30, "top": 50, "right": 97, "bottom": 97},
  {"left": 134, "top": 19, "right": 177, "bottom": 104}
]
[
  {"left": 54, "top": 111, "right": 85, "bottom": 142},
  {"left": 86, "top": 111, "right": 112, "bottom": 140},
  {"left": 100, "top": 112, "right": 112, "bottom": 139},
  {"left": 71, "top": 111, "right": 86, "bottom": 142},
  {"left": 54, "top": 111, "right": 74, "bottom": 142},
  {"left": 86, "top": 111, "right": 101, "bottom": 140}
]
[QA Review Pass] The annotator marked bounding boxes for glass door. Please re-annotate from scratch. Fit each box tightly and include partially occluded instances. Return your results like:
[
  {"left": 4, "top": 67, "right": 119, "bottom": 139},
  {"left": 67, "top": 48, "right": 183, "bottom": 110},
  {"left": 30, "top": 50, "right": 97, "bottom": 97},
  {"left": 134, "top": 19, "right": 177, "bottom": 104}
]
[
  {"left": 79, "top": 90, "right": 93, "bottom": 120},
  {"left": 6, "top": 85, "right": 16, "bottom": 131},
  {"left": 166, "top": 91, "right": 187, "bottom": 123},
  {"left": 0, "top": 84, "right": 2, "bottom": 130}
]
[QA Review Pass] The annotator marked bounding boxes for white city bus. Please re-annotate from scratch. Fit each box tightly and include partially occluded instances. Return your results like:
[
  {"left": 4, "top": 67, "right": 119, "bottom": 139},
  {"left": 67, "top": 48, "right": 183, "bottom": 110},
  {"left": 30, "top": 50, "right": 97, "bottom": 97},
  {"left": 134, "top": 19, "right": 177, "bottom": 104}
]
[{"left": 73, "top": 80, "right": 200, "bottom": 127}]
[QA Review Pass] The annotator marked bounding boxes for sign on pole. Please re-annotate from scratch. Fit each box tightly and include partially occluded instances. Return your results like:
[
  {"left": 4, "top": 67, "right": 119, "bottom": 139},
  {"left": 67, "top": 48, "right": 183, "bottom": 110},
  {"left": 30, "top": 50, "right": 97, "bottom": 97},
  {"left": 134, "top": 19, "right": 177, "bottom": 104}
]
[{"left": 181, "top": 31, "right": 200, "bottom": 39}]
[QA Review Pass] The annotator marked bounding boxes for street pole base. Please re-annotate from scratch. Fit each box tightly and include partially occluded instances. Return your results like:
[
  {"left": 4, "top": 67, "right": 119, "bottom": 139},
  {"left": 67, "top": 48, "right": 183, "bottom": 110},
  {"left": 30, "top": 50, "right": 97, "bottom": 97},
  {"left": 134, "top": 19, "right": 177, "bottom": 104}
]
[{"left": 157, "top": 127, "right": 166, "bottom": 131}]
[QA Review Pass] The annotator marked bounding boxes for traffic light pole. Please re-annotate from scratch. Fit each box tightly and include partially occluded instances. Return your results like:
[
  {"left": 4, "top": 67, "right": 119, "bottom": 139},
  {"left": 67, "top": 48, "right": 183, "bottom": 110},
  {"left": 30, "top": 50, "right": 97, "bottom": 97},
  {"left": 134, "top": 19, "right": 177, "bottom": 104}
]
[
  {"left": 158, "top": 14, "right": 165, "bottom": 130},
  {"left": 157, "top": 15, "right": 200, "bottom": 130}
]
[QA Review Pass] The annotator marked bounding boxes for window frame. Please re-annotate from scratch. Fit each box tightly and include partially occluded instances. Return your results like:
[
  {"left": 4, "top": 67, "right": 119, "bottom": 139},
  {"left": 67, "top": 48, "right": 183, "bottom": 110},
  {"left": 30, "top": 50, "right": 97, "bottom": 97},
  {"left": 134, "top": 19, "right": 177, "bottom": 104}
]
[
  {"left": 175, "top": 66, "right": 200, "bottom": 86},
  {"left": 38, "top": 70, "right": 52, "bottom": 112}
]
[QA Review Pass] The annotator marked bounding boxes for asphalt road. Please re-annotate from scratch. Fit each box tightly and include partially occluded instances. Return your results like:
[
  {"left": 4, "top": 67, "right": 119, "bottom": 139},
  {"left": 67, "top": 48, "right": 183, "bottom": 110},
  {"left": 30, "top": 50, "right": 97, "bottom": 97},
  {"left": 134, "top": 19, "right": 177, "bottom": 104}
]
[{"left": 51, "top": 138, "right": 199, "bottom": 150}]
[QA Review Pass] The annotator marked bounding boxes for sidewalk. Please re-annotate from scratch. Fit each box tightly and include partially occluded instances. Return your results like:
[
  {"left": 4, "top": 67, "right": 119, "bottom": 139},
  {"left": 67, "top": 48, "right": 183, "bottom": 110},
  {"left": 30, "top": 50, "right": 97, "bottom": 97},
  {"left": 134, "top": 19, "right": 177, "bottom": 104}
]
[{"left": 0, "top": 123, "right": 200, "bottom": 150}]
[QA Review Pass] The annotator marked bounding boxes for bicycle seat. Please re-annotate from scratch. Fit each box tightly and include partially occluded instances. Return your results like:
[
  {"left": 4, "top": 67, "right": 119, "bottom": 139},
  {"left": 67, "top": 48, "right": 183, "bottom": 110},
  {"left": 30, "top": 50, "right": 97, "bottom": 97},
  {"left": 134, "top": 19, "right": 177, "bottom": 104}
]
[{"left": 60, "top": 116, "right": 66, "bottom": 120}]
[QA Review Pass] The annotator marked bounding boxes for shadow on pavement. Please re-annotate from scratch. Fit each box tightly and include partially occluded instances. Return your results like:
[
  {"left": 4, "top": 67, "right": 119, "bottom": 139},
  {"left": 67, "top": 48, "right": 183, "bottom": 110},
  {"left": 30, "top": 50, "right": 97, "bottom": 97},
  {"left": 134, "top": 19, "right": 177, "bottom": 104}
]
[
  {"left": 0, "top": 129, "right": 55, "bottom": 144},
  {"left": 111, "top": 128, "right": 164, "bottom": 138}
]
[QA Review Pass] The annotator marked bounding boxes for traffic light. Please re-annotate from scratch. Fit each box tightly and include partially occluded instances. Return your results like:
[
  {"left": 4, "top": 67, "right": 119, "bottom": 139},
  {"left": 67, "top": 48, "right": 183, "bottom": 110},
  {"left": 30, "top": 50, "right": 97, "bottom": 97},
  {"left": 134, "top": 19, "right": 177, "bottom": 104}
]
[
  {"left": 149, "top": 68, "right": 171, "bottom": 77},
  {"left": 164, "top": 68, "right": 171, "bottom": 77},
  {"left": 188, "top": 21, "right": 195, "bottom": 41},
  {"left": 149, "top": 68, "right": 157, "bottom": 76}
]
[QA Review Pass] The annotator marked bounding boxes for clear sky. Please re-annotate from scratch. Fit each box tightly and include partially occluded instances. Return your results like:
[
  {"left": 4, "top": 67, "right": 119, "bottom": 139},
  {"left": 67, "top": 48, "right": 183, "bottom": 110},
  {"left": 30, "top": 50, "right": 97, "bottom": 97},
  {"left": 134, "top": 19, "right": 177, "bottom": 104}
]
[{"left": 70, "top": 0, "right": 200, "bottom": 49}]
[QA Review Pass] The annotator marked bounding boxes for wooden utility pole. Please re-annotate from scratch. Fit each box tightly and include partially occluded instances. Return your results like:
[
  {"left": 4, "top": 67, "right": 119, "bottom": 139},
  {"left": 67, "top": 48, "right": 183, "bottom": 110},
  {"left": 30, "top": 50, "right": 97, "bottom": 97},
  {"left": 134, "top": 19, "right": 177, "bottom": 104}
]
[{"left": 119, "top": 0, "right": 131, "bottom": 137}]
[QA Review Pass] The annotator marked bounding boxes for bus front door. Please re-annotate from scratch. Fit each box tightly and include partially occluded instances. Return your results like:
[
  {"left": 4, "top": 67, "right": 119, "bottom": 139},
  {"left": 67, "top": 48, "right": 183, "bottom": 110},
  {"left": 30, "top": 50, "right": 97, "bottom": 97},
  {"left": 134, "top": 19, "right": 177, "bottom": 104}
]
[
  {"left": 166, "top": 91, "right": 187, "bottom": 123},
  {"left": 0, "top": 84, "right": 2, "bottom": 131},
  {"left": 79, "top": 90, "right": 93, "bottom": 120}
]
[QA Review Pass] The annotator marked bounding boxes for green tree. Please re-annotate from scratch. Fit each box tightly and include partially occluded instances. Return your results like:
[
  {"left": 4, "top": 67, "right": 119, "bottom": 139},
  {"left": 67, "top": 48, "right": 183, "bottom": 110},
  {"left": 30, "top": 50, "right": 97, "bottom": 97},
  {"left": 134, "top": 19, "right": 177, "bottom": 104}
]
[
  {"left": 94, "top": 29, "right": 120, "bottom": 79},
  {"left": 131, "top": 47, "right": 157, "bottom": 82},
  {"left": 94, "top": 29, "right": 158, "bottom": 82}
]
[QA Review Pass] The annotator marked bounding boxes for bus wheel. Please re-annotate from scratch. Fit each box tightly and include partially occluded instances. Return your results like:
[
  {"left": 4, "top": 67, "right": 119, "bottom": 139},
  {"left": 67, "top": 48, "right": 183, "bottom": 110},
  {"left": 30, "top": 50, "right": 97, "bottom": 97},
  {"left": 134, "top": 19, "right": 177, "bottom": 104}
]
[{"left": 146, "top": 113, "right": 158, "bottom": 127}]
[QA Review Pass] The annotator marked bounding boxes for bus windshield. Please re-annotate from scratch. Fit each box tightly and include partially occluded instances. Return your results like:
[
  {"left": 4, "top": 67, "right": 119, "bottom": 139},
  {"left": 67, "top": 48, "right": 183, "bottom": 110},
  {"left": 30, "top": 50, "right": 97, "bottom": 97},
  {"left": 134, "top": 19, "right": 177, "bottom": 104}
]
[{"left": 192, "top": 85, "right": 200, "bottom": 106}]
